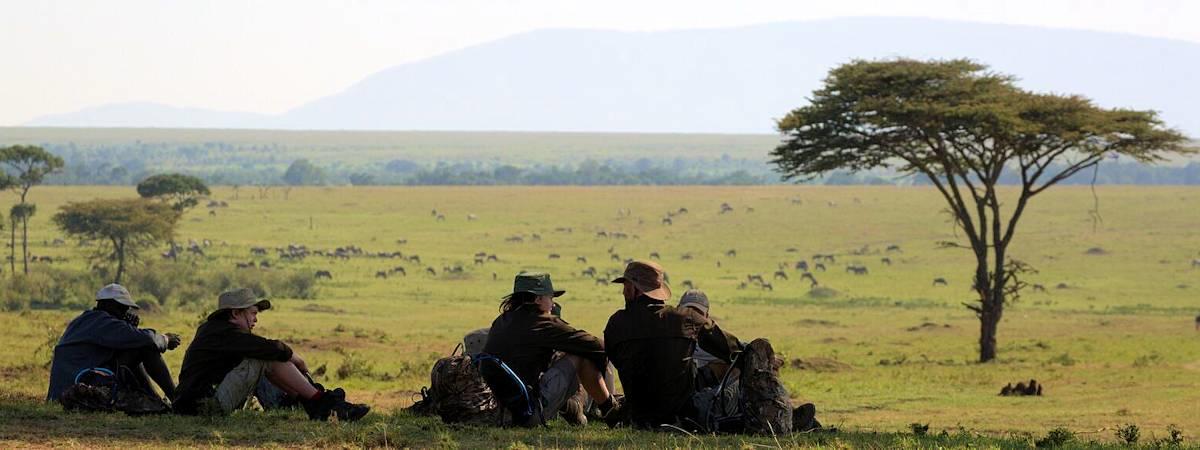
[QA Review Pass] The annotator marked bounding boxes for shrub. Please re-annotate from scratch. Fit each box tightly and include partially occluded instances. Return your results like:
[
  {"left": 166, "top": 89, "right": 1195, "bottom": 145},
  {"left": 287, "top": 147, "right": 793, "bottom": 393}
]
[
  {"left": 909, "top": 423, "right": 930, "bottom": 436},
  {"left": 1035, "top": 427, "right": 1075, "bottom": 448},
  {"left": 0, "top": 268, "right": 99, "bottom": 311},
  {"left": 1116, "top": 423, "right": 1140, "bottom": 445}
]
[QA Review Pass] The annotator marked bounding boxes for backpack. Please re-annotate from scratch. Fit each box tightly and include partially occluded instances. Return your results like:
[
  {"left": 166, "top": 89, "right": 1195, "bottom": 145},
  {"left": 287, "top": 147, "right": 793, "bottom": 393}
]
[
  {"left": 427, "top": 345, "right": 498, "bottom": 424},
  {"left": 737, "top": 338, "right": 793, "bottom": 435},
  {"left": 474, "top": 353, "right": 541, "bottom": 426},
  {"left": 59, "top": 366, "right": 171, "bottom": 416}
]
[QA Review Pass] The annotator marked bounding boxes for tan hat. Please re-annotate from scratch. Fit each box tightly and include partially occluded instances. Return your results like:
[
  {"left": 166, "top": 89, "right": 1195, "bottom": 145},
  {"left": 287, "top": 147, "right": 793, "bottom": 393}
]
[
  {"left": 96, "top": 283, "right": 138, "bottom": 309},
  {"left": 612, "top": 260, "right": 672, "bottom": 301},
  {"left": 217, "top": 287, "right": 272, "bottom": 312}
]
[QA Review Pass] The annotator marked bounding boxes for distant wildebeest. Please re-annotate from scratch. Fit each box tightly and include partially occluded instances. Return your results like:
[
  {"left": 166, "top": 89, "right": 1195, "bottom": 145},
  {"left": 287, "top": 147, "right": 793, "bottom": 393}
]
[
  {"left": 581, "top": 267, "right": 597, "bottom": 278},
  {"left": 431, "top": 209, "right": 438, "bottom": 217},
  {"left": 791, "top": 198, "right": 803, "bottom": 205},
  {"left": 595, "top": 278, "right": 609, "bottom": 286},
  {"left": 436, "top": 214, "right": 446, "bottom": 222},
  {"left": 716, "top": 260, "right": 721, "bottom": 268},
  {"left": 251, "top": 247, "right": 268, "bottom": 256},
  {"left": 661, "top": 217, "right": 673, "bottom": 225},
  {"left": 680, "top": 253, "right": 693, "bottom": 260},
  {"left": 795, "top": 260, "right": 809, "bottom": 271},
  {"left": 880, "top": 257, "right": 892, "bottom": 266},
  {"left": 408, "top": 255, "right": 421, "bottom": 264},
  {"left": 1195, "top": 315, "right": 1199, "bottom": 330},
  {"left": 932, "top": 278, "right": 948, "bottom": 286},
  {"left": 531, "top": 233, "right": 542, "bottom": 241},
  {"left": 719, "top": 203, "right": 734, "bottom": 214},
  {"left": 258, "top": 261, "right": 271, "bottom": 268},
  {"left": 747, "top": 274, "right": 765, "bottom": 284},
  {"left": 785, "top": 247, "right": 799, "bottom": 253},
  {"left": 846, "top": 265, "right": 868, "bottom": 275},
  {"left": 800, "top": 272, "right": 818, "bottom": 288},
  {"left": 576, "top": 256, "right": 588, "bottom": 264},
  {"left": 827, "top": 201, "right": 837, "bottom": 207},
  {"left": 209, "top": 210, "right": 216, "bottom": 217},
  {"left": 745, "top": 207, "right": 755, "bottom": 213},
  {"left": 1192, "top": 259, "right": 1200, "bottom": 268},
  {"left": 597, "top": 231, "right": 609, "bottom": 238},
  {"left": 1031, "top": 284, "right": 1047, "bottom": 293},
  {"left": 467, "top": 213, "right": 478, "bottom": 221},
  {"left": 678, "top": 207, "right": 689, "bottom": 214},
  {"left": 315, "top": 270, "right": 333, "bottom": 279},
  {"left": 236, "top": 261, "right": 253, "bottom": 269},
  {"left": 814, "top": 263, "right": 826, "bottom": 272},
  {"left": 650, "top": 252, "right": 661, "bottom": 259},
  {"left": 487, "top": 254, "right": 499, "bottom": 262},
  {"left": 396, "top": 239, "right": 408, "bottom": 245},
  {"left": 760, "top": 282, "right": 773, "bottom": 291},
  {"left": 474, "top": 257, "right": 485, "bottom": 266},
  {"left": 548, "top": 253, "right": 561, "bottom": 260},
  {"left": 506, "top": 236, "right": 524, "bottom": 243},
  {"left": 681, "top": 280, "right": 695, "bottom": 290},
  {"left": 611, "top": 254, "right": 621, "bottom": 261},
  {"left": 391, "top": 267, "right": 407, "bottom": 276},
  {"left": 886, "top": 244, "right": 902, "bottom": 253},
  {"left": 774, "top": 270, "right": 789, "bottom": 280},
  {"left": 375, "top": 271, "right": 388, "bottom": 279},
  {"left": 737, "top": 282, "right": 748, "bottom": 290},
  {"left": 425, "top": 267, "right": 437, "bottom": 276},
  {"left": 726, "top": 249, "right": 737, "bottom": 258},
  {"left": 1055, "top": 283, "right": 1070, "bottom": 289},
  {"left": 493, "top": 272, "right": 499, "bottom": 280}
]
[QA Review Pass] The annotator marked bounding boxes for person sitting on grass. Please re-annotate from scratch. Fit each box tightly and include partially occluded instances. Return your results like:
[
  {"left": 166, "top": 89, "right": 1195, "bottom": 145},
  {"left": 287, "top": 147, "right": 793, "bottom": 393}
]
[
  {"left": 676, "top": 289, "right": 729, "bottom": 390},
  {"left": 478, "top": 271, "right": 619, "bottom": 426},
  {"left": 47, "top": 283, "right": 182, "bottom": 405},
  {"left": 172, "top": 287, "right": 369, "bottom": 421}
]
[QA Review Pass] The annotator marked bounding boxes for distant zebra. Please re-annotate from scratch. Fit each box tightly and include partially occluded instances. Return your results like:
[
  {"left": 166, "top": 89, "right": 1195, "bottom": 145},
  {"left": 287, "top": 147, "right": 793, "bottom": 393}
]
[{"left": 932, "top": 278, "right": 948, "bottom": 286}]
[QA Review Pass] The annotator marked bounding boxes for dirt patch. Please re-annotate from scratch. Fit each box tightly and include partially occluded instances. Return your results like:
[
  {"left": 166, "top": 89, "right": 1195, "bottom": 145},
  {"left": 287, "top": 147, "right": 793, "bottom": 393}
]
[
  {"left": 298, "top": 303, "right": 344, "bottom": 314},
  {"left": 792, "top": 318, "right": 842, "bottom": 327},
  {"left": 789, "top": 357, "right": 853, "bottom": 372},
  {"left": 905, "top": 322, "right": 953, "bottom": 332}
]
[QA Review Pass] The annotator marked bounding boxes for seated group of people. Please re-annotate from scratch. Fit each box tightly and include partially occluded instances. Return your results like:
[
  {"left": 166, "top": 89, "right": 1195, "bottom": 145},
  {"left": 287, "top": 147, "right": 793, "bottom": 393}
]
[
  {"left": 47, "top": 284, "right": 369, "bottom": 421},
  {"left": 475, "top": 260, "right": 814, "bottom": 433},
  {"left": 47, "top": 259, "right": 811, "bottom": 433}
]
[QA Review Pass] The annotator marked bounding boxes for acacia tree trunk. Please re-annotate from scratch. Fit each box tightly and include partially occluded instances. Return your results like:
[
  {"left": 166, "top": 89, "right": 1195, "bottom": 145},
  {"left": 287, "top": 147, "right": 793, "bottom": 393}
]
[
  {"left": 8, "top": 216, "right": 14, "bottom": 275},
  {"left": 21, "top": 214, "right": 29, "bottom": 275},
  {"left": 112, "top": 238, "right": 126, "bottom": 284}
]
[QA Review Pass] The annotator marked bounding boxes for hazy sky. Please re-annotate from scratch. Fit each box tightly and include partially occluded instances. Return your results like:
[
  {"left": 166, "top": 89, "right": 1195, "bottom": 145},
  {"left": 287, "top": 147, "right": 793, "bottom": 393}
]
[{"left": 3, "top": 0, "right": 1198, "bottom": 126}]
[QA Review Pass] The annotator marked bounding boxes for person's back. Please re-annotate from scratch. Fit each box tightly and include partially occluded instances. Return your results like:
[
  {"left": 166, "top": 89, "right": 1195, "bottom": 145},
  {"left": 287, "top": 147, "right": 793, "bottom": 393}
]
[{"left": 47, "top": 309, "right": 165, "bottom": 401}]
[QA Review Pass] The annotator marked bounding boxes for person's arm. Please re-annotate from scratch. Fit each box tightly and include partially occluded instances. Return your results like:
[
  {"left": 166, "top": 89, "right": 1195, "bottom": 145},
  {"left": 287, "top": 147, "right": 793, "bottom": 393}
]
[
  {"left": 220, "top": 330, "right": 294, "bottom": 362},
  {"left": 538, "top": 318, "right": 608, "bottom": 370},
  {"left": 92, "top": 314, "right": 168, "bottom": 351},
  {"left": 694, "top": 316, "right": 741, "bottom": 364}
]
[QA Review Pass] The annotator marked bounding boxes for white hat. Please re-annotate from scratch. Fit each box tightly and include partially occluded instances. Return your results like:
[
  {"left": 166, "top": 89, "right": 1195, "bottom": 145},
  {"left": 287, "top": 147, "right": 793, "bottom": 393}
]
[{"left": 96, "top": 283, "right": 138, "bottom": 309}]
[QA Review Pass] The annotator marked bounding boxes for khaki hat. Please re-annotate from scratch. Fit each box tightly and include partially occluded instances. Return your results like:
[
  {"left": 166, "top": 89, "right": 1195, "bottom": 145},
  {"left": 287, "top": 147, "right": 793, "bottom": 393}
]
[
  {"left": 463, "top": 328, "right": 489, "bottom": 355},
  {"left": 504, "top": 271, "right": 565, "bottom": 299},
  {"left": 678, "top": 289, "right": 709, "bottom": 315},
  {"left": 216, "top": 287, "right": 272, "bottom": 312},
  {"left": 612, "top": 260, "right": 672, "bottom": 301},
  {"left": 96, "top": 283, "right": 138, "bottom": 309}
]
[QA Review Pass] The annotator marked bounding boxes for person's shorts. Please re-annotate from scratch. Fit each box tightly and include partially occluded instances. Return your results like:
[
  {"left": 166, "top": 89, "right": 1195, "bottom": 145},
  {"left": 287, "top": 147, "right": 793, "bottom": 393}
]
[
  {"left": 535, "top": 355, "right": 580, "bottom": 422},
  {"left": 214, "top": 359, "right": 270, "bottom": 413}
]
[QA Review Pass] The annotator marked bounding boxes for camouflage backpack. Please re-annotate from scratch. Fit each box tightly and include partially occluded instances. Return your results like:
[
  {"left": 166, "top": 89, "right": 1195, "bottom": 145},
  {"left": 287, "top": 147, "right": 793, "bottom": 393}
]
[
  {"left": 738, "top": 338, "right": 793, "bottom": 435},
  {"left": 60, "top": 367, "right": 171, "bottom": 416},
  {"left": 428, "top": 345, "right": 498, "bottom": 424}
]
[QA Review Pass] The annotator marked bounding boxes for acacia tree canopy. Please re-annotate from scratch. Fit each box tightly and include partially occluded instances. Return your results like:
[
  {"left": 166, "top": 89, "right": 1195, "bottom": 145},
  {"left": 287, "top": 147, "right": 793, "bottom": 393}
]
[
  {"left": 52, "top": 198, "right": 179, "bottom": 284},
  {"left": 771, "top": 58, "right": 1190, "bottom": 362},
  {"left": 136, "top": 173, "right": 211, "bottom": 211}
]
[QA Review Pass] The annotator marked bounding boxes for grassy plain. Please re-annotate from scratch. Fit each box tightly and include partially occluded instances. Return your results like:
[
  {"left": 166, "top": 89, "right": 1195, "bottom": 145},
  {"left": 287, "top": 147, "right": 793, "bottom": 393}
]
[{"left": 1, "top": 185, "right": 1198, "bottom": 448}]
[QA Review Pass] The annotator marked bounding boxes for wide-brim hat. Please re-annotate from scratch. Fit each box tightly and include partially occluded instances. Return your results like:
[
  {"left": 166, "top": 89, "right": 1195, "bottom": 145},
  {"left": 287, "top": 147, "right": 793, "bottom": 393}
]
[
  {"left": 216, "top": 287, "right": 272, "bottom": 312},
  {"left": 612, "top": 260, "right": 672, "bottom": 301},
  {"left": 96, "top": 283, "right": 138, "bottom": 309},
  {"left": 504, "top": 271, "right": 565, "bottom": 299}
]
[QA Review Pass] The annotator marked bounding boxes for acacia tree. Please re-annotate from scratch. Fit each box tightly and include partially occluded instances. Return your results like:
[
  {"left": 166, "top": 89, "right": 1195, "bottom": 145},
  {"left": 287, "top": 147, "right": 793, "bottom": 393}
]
[
  {"left": 52, "top": 198, "right": 179, "bottom": 283},
  {"left": 771, "top": 59, "right": 1190, "bottom": 362},
  {"left": 0, "top": 145, "right": 64, "bottom": 275},
  {"left": 136, "top": 173, "right": 211, "bottom": 211}
]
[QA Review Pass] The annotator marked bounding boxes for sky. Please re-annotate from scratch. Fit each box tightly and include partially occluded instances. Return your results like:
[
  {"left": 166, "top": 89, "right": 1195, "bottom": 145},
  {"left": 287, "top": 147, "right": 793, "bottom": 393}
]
[{"left": 3, "top": 0, "right": 1199, "bottom": 126}]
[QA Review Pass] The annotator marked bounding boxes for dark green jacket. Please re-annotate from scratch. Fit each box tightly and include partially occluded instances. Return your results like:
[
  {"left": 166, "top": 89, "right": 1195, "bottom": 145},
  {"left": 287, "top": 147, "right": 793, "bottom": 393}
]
[
  {"left": 173, "top": 318, "right": 293, "bottom": 414},
  {"left": 604, "top": 295, "right": 741, "bottom": 428},
  {"left": 481, "top": 304, "right": 607, "bottom": 391}
]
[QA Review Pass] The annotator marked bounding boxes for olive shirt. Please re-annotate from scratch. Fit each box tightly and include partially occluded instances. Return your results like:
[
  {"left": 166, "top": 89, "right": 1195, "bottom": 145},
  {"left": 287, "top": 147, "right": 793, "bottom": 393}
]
[
  {"left": 172, "top": 317, "right": 293, "bottom": 414},
  {"left": 481, "top": 304, "right": 607, "bottom": 392},
  {"left": 604, "top": 295, "right": 741, "bottom": 428}
]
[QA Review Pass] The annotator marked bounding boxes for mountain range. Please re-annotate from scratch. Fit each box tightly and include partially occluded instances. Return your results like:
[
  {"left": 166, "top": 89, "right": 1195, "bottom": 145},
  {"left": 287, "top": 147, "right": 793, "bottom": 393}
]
[{"left": 26, "top": 17, "right": 1200, "bottom": 136}]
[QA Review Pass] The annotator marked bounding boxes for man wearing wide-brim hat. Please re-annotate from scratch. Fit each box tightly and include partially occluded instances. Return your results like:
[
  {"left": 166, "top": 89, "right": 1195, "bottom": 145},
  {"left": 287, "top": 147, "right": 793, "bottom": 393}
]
[
  {"left": 478, "top": 271, "right": 619, "bottom": 426},
  {"left": 47, "top": 283, "right": 183, "bottom": 405},
  {"left": 173, "top": 287, "right": 369, "bottom": 421}
]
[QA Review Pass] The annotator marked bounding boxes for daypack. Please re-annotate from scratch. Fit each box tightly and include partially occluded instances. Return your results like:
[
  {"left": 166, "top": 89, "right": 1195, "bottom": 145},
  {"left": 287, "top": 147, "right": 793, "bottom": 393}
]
[
  {"left": 59, "top": 366, "right": 171, "bottom": 416},
  {"left": 475, "top": 353, "right": 541, "bottom": 426},
  {"left": 699, "top": 338, "right": 793, "bottom": 435},
  {"left": 427, "top": 345, "right": 497, "bottom": 424}
]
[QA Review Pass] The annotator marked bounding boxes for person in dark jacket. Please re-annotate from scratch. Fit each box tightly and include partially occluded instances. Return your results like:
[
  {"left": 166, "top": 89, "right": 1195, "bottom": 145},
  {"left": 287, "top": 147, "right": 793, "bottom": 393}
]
[
  {"left": 47, "top": 284, "right": 182, "bottom": 402},
  {"left": 604, "top": 260, "right": 742, "bottom": 429},
  {"left": 480, "top": 271, "right": 617, "bottom": 426},
  {"left": 173, "top": 288, "right": 369, "bottom": 421}
]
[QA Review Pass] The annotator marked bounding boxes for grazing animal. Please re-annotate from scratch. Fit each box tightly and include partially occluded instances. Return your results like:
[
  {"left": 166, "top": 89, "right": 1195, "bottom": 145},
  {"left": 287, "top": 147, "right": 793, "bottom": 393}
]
[
  {"left": 375, "top": 271, "right": 389, "bottom": 279},
  {"left": 1032, "top": 284, "right": 1047, "bottom": 293},
  {"left": 745, "top": 207, "right": 755, "bottom": 213},
  {"left": 235, "top": 262, "right": 253, "bottom": 269},
  {"left": 880, "top": 257, "right": 892, "bottom": 266},
  {"left": 467, "top": 213, "right": 478, "bottom": 221},
  {"left": 800, "top": 272, "right": 818, "bottom": 288},
  {"left": 391, "top": 267, "right": 407, "bottom": 276},
  {"left": 315, "top": 270, "right": 333, "bottom": 279},
  {"left": 596, "top": 278, "right": 609, "bottom": 286},
  {"left": 1192, "top": 259, "right": 1200, "bottom": 268},
  {"left": 886, "top": 244, "right": 902, "bottom": 253},
  {"left": 681, "top": 280, "right": 695, "bottom": 289},
  {"left": 258, "top": 261, "right": 271, "bottom": 268},
  {"left": 932, "top": 278, "right": 948, "bottom": 286},
  {"left": 251, "top": 247, "right": 268, "bottom": 256},
  {"left": 576, "top": 256, "right": 588, "bottom": 263},
  {"left": 436, "top": 214, "right": 446, "bottom": 222},
  {"left": 548, "top": 253, "right": 561, "bottom": 260},
  {"left": 493, "top": 272, "right": 498, "bottom": 280},
  {"left": 487, "top": 254, "right": 499, "bottom": 262},
  {"left": 715, "top": 260, "right": 721, "bottom": 268},
  {"left": 845, "top": 265, "right": 868, "bottom": 275},
  {"left": 1195, "top": 315, "right": 1199, "bottom": 331},
  {"left": 827, "top": 201, "right": 837, "bottom": 207},
  {"left": 611, "top": 254, "right": 621, "bottom": 261},
  {"left": 581, "top": 267, "right": 597, "bottom": 278},
  {"left": 662, "top": 217, "right": 673, "bottom": 225},
  {"left": 737, "top": 282, "right": 748, "bottom": 290},
  {"left": 747, "top": 274, "right": 765, "bottom": 284},
  {"left": 650, "top": 252, "right": 661, "bottom": 260},
  {"left": 409, "top": 255, "right": 422, "bottom": 264},
  {"left": 474, "top": 257, "right": 485, "bottom": 266},
  {"left": 209, "top": 210, "right": 216, "bottom": 217},
  {"left": 795, "top": 260, "right": 809, "bottom": 271},
  {"left": 814, "top": 263, "right": 826, "bottom": 272},
  {"left": 431, "top": 209, "right": 438, "bottom": 217},
  {"left": 773, "top": 271, "right": 789, "bottom": 280},
  {"left": 425, "top": 267, "right": 437, "bottom": 276},
  {"left": 726, "top": 249, "right": 737, "bottom": 258},
  {"left": 760, "top": 282, "right": 773, "bottom": 291},
  {"left": 531, "top": 233, "right": 542, "bottom": 241},
  {"left": 719, "top": 203, "right": 734, "bottom": 214},
  {"left": 999, "top": 379, "right": 1043, "bottom": 396}
]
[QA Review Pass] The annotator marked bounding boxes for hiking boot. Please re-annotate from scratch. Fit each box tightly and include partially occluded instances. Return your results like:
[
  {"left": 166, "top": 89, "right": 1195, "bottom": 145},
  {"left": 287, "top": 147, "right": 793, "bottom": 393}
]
[
  {"left": 561, "top": 392, "right": 587, "bottom": 426},
  {"left": 793, "top": 402, "right": 817, "bottom": 432},
  {"left": 303, "top": 389, "right": 369, "bottom": 422}
]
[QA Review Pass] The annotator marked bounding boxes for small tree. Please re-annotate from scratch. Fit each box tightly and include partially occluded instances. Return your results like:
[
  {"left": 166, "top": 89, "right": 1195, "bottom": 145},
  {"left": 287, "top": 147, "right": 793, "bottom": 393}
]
[
  {"left": 771, "top": 59, "right": 1189, "bottom": 362},
  {"left": 136, "top": 173, "right": 211, "bottom": 211},
  {"left": 52, "top": 198, "right": 179, "bottom": 283},
  {"left": 0, "top": 145, "right": 64, "bottom": 275}
]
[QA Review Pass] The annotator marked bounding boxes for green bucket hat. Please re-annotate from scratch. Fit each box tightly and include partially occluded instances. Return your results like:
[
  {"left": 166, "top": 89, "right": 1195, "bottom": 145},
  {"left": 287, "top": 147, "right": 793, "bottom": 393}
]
[{"left": 504, "top": 271, "right": 565, "bottom": 299}]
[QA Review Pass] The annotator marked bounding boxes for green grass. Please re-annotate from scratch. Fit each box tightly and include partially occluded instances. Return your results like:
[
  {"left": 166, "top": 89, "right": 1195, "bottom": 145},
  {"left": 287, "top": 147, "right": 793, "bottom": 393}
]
[{"left": 1, "top": 185, "right": 1198, "bottom": 448}]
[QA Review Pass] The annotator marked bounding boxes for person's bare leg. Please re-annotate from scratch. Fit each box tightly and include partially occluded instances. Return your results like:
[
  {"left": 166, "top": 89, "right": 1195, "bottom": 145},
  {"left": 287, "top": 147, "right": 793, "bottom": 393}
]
[
  {"left": 565, "top": 355, "right": 610, "bottom": 403},
  {"left": 264, "top": 361, "right": 319, "bottom": 399}
]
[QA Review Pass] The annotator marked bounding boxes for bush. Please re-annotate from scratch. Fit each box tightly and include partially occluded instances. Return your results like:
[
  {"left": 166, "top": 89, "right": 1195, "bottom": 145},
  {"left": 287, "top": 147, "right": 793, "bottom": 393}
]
[
  {"left": 909, "top": 423, "right": 930, "bottom": 436},
  {"left": 0, "top": 268, "right": 99, "bottom": 311},
  {"left": 1116, "top": 423, "right": 1140, "bottom": 445},
  {"left": 1035, "top": 427, "right": 1076, "bottom": 448}
]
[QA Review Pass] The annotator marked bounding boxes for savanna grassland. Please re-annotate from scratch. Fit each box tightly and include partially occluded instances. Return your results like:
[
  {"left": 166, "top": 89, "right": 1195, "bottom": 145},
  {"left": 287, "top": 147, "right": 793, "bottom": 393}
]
[{"left": 1, "top": 185, "right": 1198, "bottom": 448}]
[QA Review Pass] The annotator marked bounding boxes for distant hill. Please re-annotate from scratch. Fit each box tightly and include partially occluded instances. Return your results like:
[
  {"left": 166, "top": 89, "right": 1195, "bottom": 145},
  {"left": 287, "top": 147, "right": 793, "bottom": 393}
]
[{"left": 26, "top": 17, "right": 1200, "bottom": 136}]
